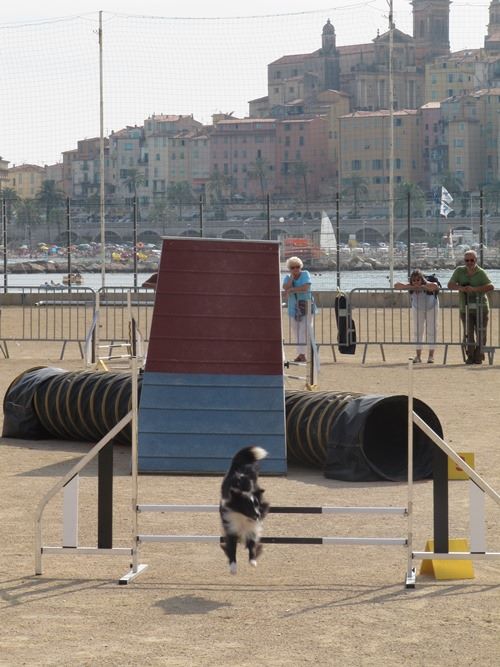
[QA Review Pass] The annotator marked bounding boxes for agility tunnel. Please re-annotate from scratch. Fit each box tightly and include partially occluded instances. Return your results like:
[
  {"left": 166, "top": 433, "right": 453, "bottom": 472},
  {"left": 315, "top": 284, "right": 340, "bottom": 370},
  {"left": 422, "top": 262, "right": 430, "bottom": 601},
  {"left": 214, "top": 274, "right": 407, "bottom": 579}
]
[
  {"left": 286, "top": 390, "right": 441, "bottom": 481},
  {"left": 2, "top": 368, "right": 441, "bottom": 481}
]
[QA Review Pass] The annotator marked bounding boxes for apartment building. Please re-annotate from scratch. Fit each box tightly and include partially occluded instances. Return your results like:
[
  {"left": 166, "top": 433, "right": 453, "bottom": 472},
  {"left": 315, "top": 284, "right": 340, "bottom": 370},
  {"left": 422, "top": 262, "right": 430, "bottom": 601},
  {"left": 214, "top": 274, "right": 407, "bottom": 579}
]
[
  {"left": 0, "top": 157, "right": 9, "bottom": 191},
  {"left": 62, "top": 138, "right": 108, "bottom": 200},
  {"left": 210, "top": 118, "right": 277, "bottom": 198},
  {"left": 420, "top": 102, "right": 445, "bottom": 191},
  {"left": 425, "top": 51, "right": 491, "bottom": 103},
  {"left": 339, "top": 109, "right": 421, "bottom": 202},
  {"left": 440, "top": 89, "right": 500, "bottom": 189},
  {"left": 143, "top": 114, "right": 203, "bottom": 198},
  {"left": 275, "top": 116, "right": 334, "bottom": 198},
  {"left": 6, "top": 164, "right": 45, "bottom": 199},
  {"left": 108, "top": 126, "right": 146, "bottom": 204}
]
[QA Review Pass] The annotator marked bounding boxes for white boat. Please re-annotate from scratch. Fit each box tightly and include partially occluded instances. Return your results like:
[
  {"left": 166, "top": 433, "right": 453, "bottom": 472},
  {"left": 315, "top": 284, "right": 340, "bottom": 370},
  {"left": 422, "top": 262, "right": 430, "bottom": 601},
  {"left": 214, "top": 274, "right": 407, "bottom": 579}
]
[{"left": 319, "top": 211, "right": 337, "bottom": 256}]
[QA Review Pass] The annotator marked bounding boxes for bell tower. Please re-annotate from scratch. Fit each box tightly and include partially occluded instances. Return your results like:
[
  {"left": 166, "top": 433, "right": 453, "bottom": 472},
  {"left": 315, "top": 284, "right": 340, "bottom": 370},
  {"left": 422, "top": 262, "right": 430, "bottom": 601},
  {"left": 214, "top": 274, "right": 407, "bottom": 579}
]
[
  {"left": 412, "top": 0, "right": 451, "bottom": 64},
  {"left": 321, "top": 19, "right": 336, "bottom": 54},
  {"left": 485, "top": 0, "right": 500, "bottom": 51}
]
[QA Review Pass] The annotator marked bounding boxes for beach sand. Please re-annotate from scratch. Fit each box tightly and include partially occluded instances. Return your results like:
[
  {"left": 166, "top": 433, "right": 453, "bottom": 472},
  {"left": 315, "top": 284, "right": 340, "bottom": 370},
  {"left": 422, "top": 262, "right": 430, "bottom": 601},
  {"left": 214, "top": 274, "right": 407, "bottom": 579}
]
[{"left": 0, "top": 341, "right": 499, "bottom": 666}]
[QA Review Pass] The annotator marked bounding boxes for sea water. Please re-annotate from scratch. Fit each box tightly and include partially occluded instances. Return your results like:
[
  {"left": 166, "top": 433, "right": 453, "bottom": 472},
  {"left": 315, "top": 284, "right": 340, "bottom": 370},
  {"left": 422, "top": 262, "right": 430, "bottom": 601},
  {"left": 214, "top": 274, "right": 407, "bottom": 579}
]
[{"left": 4, "top": 268, "right": 500, "bottom": 292}]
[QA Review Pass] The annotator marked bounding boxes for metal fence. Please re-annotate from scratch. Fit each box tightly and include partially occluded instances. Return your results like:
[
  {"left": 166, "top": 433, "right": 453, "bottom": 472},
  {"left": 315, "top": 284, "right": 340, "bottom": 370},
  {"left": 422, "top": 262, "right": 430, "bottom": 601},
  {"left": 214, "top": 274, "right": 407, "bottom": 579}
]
[{"left": 1, "top": 286, "right": 499, "bottom": 364}]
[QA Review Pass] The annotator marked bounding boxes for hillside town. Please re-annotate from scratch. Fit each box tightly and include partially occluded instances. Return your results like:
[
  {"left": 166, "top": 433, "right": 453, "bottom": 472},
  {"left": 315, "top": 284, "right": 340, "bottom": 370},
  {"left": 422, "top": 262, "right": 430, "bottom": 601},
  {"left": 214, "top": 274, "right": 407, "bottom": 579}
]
[{"left": 3, "top": 2, "right": 500, "bottom": 240}]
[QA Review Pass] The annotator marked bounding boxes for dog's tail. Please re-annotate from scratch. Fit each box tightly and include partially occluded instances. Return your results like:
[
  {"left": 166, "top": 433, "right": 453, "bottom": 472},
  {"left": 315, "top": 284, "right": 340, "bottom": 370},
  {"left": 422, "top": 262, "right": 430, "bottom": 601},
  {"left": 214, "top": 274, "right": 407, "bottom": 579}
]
[{"left": 230, "top": 446, "right": 268, "bottom": 468}]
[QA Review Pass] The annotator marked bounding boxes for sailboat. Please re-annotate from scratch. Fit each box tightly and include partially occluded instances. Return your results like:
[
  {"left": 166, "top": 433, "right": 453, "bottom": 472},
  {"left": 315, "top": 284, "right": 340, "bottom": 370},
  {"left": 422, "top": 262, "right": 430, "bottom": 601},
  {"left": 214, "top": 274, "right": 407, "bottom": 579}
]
[{"left": 320, "top": 211, "right": 337, "bottom": 256}]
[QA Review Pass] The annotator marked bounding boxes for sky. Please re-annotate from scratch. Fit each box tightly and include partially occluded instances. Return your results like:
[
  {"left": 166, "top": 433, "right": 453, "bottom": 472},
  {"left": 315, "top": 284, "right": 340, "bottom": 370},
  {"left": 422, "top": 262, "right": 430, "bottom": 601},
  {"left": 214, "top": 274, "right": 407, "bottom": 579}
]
[{"left": 0, "top": 1, "right": 493, "bottom": 167}]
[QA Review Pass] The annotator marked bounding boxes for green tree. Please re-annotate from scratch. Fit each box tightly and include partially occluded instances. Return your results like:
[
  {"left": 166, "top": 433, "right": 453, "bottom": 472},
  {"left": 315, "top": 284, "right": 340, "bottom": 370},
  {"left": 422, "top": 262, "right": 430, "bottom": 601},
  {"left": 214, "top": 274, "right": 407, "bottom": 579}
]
[
  {"left": 149, "top": 197, "right": 176, "bottom": 233},
  {"left": 292, "top": 161, "right": 312, "bottom": 213},
  {"left": 247, "top": 157, "right": 270, "bottom": 205},
  {"left": 394, "top": 181, "right": 425, "bottom": 218},
  {"left": 16, "top": 198, "right": 42, "bottom": 245},
  {"left": 482, "top": 180, "right": 500, "bottom": 214},
  {"left": 440, "top": 171, "right": 463, "bottom": 199},
  {"left": 207, "top": 167, "right": 232, "bottom": 220},
  {"left": 167, "top": 181, "right": 195, "bottom": 220},
  {"left": 0, "top": 187, "right": 20, "bottom": 222},
  {"left": 341, "top": 176, "right": 369, "bottom": 218},
  {"left": 35, "top": 180, "right": 65, "bottom": 241}
]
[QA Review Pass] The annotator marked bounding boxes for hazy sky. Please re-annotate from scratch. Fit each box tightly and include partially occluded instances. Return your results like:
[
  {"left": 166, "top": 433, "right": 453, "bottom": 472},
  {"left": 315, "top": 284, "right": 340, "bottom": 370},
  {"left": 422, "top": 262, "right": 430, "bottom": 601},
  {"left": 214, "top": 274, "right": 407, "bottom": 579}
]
[{"left": 1, "top": 1, "right": 492, "bottom": 167}]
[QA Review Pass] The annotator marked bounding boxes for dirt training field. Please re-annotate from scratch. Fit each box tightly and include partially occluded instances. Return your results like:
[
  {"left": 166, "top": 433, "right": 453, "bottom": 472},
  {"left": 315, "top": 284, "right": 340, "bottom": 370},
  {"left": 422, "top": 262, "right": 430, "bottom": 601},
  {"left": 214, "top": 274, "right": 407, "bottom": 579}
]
[{"left": 0, "top": 342, "right": 499, "bottom": 666}]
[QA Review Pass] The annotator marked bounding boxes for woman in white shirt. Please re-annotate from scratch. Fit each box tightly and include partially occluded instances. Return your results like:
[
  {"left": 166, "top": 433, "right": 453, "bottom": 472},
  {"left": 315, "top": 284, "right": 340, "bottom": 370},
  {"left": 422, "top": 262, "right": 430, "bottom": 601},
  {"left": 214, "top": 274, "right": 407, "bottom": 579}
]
[{"left": 395, "top": 269, "right": 439, "bottom": 363}]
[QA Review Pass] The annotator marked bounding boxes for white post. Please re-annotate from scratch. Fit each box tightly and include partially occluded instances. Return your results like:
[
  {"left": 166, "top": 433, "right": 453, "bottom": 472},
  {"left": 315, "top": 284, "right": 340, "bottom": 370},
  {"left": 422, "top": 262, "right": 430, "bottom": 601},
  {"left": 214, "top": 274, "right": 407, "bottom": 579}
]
[
  {"left": 62, "top": 475, "right": 79, "bottom": 547},
  {"left": 469, "top": 480, "right": 486, "bottom": 553},
  {"left": 406, "top": 357, "right": 415, "bottom": 587}
]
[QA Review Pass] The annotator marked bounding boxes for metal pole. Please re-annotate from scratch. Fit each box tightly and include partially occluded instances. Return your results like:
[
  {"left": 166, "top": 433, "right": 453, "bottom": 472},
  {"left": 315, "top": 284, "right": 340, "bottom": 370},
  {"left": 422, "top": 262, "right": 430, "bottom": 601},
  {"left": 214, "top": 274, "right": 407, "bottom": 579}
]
[
  {"left": 336, "top": 192, "right": 340, "bottom": 289},
  {"left": 2, "top": 198, "right": 7, "bottom": 294},
  {"left": 407, "top": 191, "right": 411, "bottom": 279},
  {"left": 266, "top": 193, "right": 271, "bottom": 240},
  {"left": 66, "top": 197, "right": 71, "bottom": 282},
  {"left": 133, "top": 196, "right": 138, "bottom": 289},
  {"left": 388, "top": 0, "right": 395, "bottom": 287},
  {"left": 199, "top": 195, "right": 204, "bottom": 237},
  {"left": 99, "top": 11, "right": 106, "bottom": 288},
  {"left": 479, "top": 189, "right": 484, "bottom": 266}
]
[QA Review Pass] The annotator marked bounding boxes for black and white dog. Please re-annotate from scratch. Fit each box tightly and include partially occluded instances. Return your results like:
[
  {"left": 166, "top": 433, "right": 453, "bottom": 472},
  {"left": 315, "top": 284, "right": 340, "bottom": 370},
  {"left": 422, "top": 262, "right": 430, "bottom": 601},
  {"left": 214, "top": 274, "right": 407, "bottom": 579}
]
[{"left": 219, "top": 446, "right": 270, "bottom": 574}]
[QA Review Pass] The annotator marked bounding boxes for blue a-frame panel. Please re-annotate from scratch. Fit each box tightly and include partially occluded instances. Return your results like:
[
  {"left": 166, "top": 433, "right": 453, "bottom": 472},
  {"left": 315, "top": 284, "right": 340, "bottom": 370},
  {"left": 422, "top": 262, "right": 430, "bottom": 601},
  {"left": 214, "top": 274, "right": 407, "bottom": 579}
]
[{"left": 138, "top": 238, "right": 286, "bottom": 474}]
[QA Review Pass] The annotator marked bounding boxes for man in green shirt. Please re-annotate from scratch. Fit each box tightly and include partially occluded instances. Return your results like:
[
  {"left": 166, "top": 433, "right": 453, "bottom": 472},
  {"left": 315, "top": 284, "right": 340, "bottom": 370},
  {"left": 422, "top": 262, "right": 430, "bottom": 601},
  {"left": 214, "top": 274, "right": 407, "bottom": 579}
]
[{"left": 448, "top": 250, "right": 494, "bottom": 364}]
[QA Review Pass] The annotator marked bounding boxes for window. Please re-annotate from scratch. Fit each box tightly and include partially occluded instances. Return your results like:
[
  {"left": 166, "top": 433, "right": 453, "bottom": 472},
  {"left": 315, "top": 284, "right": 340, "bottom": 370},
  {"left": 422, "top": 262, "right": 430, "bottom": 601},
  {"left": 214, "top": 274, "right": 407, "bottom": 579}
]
[
  {"left": 352, "top": 160, "right": 361, "bottom": 170},
  {"left": 299, "top": 136, "right": 304, "bottom": 146},
  {"left": 372, "top": 159, "right": 382, "bottom": 170}
]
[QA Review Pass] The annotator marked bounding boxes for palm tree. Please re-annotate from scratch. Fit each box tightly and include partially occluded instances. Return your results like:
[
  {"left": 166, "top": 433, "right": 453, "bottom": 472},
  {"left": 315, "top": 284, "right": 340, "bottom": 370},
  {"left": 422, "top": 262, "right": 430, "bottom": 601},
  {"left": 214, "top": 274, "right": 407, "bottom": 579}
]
[
  {"left": 247, "top": 157, "right": 270, "bottom": 206},
  {"left": 0, "top": 187, "right": 20, "bottom": 222},
  {"left": 148, "top": 197, "right": 175, "bottom": 233},
  {"left": 394, "top": 181, "right": 425, "bottom": 218},
  {"left": 440, "top": 171, "right": 463, "bottom": 199},
  {"left": 292, "top": 161, "right": 312, "bottom": 213},
  {"left": 167, "top": 181, "right": 194, "bottom": 220},
  {"left": 482, "top": 180, "right": 500, "bottom": 214},
  {"left": 207, "top": 167, "right": 232, "bottom": 220},
  {"left": 341, "top": 176, "right": 369, "bottom": 218},
  {"left": 124, "top": 168, "right": 146, "bottom": 221},
  {"left": 16, "top": 198, "right": 42, "bottom": 246},
  {"left": 36, "top": 180, "right": 65, "bottom": 241}
]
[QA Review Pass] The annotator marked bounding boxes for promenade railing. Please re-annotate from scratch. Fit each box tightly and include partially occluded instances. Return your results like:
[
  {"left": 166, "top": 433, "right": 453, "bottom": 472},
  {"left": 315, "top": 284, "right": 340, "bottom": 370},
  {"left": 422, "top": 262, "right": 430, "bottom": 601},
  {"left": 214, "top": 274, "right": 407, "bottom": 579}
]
[{"left": 1, "top": 286, "right": 499, "bottom": 364}]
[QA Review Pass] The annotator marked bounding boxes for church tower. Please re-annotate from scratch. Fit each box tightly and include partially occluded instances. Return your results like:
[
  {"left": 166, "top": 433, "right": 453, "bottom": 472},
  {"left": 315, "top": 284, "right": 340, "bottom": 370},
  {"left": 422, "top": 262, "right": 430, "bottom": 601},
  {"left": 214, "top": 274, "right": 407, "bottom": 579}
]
[
  {"left": 321, "top": 19, "right": 339, "bottom": 91},
  {"left": 321, "top": 18, "right": 336, "bottom": 53},
  {"left": 412, "top": 0, "right": 451, "bottom": 64},
  {"left": 485, "top": 0, "right": 500, "bottom": 51}
]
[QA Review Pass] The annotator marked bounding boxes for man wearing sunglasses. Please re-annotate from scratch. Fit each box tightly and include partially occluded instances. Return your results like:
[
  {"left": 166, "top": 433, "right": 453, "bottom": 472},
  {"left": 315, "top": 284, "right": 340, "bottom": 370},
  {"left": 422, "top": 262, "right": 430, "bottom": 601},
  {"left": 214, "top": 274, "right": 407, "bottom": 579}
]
[{"left": 448, "top": 250, "right": 494, "bottom": 364}]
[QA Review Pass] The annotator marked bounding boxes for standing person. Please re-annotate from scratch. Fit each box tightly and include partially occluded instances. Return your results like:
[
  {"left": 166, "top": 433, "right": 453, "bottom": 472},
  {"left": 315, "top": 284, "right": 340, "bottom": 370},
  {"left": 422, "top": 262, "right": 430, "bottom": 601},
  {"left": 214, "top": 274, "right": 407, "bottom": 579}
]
[
  {"left": 395, "top": 269, "right": 440, "bottom": 363},
  {"left": 448, "top": 250, "right": 494, "bottom": 364},
  {"left": 282, "top": 256, "right": 314, "bottom": 362}
]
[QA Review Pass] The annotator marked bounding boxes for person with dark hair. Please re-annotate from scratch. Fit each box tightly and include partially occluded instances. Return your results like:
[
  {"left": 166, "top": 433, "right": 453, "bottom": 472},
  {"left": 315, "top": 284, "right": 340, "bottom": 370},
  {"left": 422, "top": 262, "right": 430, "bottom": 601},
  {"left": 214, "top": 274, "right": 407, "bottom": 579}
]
[
  {"left": 395, "top": 269, "right": 440, "bottom": 363},
  {"left": 448, "top": 250, "right": 494, "bottom": 364}
]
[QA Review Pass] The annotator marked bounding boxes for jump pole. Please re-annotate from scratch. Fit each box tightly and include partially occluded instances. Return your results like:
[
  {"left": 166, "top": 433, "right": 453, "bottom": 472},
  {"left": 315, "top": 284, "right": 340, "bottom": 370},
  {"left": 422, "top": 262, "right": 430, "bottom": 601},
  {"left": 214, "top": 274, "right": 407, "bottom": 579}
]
[
  {"left": 405, "top": 358, "right": 416, "bottom": 588},
  {"left": 406, "top": 361, "right": 500, "bottom": 576}
]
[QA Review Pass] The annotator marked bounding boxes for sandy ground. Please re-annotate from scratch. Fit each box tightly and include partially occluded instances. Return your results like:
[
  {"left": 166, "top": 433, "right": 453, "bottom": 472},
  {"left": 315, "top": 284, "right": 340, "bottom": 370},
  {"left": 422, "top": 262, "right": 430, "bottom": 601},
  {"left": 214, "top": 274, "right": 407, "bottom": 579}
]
[{"left": 0, "top": 341, "right": 499, "bottom": 666}]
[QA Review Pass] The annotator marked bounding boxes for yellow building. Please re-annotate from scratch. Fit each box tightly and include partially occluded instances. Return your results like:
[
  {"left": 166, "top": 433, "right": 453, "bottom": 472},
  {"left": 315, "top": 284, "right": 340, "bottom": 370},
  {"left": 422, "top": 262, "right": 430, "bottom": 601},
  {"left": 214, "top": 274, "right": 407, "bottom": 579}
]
[
  {"left": 425, "top": 50, "right": 491, "bottom": 103},
  {"left": 441, "top": 88, "right": 500, "bottom": 188},
  {"left": 339, "top": 109, "right": 421, "bottom": 203},
  {"left": 7, "top": 164, "right": 45, "bottom": 199}
]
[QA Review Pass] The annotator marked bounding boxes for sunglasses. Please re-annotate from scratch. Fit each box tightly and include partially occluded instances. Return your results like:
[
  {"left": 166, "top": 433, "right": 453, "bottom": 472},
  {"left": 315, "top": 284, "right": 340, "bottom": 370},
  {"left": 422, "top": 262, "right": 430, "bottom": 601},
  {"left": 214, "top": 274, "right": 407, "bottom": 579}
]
[
  {"left": 465, "top": 259, "right": 476, "bottom": 263},
  {"left": 290, "top": 265, "right": 301, "bottom": 269}
]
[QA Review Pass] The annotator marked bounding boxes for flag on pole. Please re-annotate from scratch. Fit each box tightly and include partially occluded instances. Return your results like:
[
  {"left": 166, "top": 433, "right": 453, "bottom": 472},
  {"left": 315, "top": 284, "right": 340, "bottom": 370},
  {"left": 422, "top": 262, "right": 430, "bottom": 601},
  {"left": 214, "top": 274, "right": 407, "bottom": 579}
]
[
  {"left": 440, "top": 186, "right": 454, "bottom": 217},
  {"left": 441, "top": 186, "right": 453, "bottom": 204},
  {"left": 440, "top": 201, "right": 453, "bottom": 217}
]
